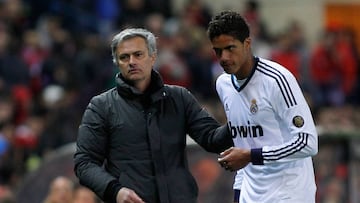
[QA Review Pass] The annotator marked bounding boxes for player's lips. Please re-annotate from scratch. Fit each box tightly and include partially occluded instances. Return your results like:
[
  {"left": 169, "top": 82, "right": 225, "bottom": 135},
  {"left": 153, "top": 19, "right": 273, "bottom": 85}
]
[
  {"left": 221, "top": 63, "right": 231, "bottom": 71},
  {"left": 221, "top": 64, "right": 229, "bottom": 69},
  {"left": 220, "top": 61, "right": 232, "bottom": 68}
]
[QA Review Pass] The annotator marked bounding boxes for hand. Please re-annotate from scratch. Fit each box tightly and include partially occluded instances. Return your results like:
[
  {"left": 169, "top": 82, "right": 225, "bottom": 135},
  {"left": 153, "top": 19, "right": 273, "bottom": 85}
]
[
  {"left": 218, "top": 147, "right": 251, "bottom": 171},
  {"left": 116, "top": 187, "right": 145, "bottom": 203}
]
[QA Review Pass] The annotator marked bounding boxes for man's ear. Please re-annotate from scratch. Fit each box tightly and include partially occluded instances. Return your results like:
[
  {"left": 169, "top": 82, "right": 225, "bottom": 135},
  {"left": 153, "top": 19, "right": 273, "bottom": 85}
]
[
  {"left": 150, "top": 53, "right": 157, "bottom": 65},
  {"left": 244, "top": 37, "right": 251, "bottom": 50}
]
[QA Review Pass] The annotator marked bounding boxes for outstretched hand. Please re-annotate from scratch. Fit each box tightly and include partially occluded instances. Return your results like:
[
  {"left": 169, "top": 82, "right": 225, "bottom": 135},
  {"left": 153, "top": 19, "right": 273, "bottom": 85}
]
[{"left": 218, "top": 147, "right": 251, "bottom": 171}]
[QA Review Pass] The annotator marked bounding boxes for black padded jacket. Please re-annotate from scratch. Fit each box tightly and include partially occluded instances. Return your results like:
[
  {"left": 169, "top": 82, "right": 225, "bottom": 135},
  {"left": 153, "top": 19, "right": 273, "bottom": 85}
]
[{"left": 73, "top": 70, "right": 233, "bottom": 203}]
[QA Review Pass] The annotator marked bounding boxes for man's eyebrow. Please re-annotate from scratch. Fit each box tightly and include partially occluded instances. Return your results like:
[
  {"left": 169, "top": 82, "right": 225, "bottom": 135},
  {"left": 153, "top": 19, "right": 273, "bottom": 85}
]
[
  {"left": 213, "top": 45, "right": 236, "bottom": 50},
  {"left": 224, "top": 45, "right": 236, "bottom": 49},
  {"left": 119, "top": 50, "right": 143, "bottom": 56}
]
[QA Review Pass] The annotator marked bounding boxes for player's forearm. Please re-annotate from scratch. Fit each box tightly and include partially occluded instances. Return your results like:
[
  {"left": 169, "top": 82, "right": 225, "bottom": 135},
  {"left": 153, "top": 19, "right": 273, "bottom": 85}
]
[{"left": 251, "top": 132, "right": 318, "bottom": 165}]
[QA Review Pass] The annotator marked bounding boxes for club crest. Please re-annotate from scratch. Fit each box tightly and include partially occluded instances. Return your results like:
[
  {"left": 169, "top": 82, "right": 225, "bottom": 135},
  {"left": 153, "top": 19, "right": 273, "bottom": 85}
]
[{"left": 250, "top": 99, "right": 258, "bottom": 114}]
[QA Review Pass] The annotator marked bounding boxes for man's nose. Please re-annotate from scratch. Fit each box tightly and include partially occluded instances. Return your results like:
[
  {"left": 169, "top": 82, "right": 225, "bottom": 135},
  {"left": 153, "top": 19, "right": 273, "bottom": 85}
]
[
  {"left": 219, "top": 50, "right": 231, "bottom": 60},
  {"left": 129, "top": 55, "right": 136, "bottom": 63}
]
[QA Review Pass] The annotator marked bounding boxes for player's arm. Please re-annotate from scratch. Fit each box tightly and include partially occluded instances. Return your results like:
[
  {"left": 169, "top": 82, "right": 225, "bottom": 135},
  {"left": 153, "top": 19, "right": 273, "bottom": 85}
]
[
  {"left": 218, "top": 71, "right": 318, "bottom": 169},
  {"left": 251, "top": 71, "right": 318, "bottom": 165}
]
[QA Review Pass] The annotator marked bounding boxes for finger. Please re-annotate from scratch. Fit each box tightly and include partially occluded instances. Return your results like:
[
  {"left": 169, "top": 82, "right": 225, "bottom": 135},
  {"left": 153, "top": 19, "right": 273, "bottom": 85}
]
[
  {"left": 217, "top": 156, "right": 229, "bottom": 165},
  {"left": 218, "top": 159, "right": 228, "bottom": 168},
  {"left": 130, "top": 196, "right": 145, "bottom": 203},
  {"left": 129, "top": 191, "right": 145, "bottom": 203},
  {"left": 224, "top": 164, "right": 232, "bottom": 171},
  {"left": 220, "top": 147, "right": 234, "bottom": 156},
  {"left": 218, "top": 152, "right": 232, "bottom": 162}
]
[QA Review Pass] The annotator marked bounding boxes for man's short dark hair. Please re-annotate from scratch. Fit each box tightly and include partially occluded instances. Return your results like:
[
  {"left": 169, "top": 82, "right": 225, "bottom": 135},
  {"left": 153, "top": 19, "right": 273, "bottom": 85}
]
[{"left": 207, "top": 11, "right": 250, "bottom": 42}]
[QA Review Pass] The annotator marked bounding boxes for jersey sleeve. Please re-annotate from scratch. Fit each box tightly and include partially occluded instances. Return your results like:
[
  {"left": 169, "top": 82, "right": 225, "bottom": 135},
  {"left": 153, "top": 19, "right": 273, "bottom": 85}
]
[{"left": 251, "top": 70, "right": 318, "bottom": 165}]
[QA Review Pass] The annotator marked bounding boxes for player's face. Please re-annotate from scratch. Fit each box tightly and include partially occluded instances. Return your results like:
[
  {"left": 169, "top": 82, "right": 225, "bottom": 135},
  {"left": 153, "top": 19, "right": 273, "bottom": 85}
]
[
  {"left": 115, "top": 36, "right": 156, "bottom": 83},
  {"left": 211, "top": 34, "right": 252, "bottom": 78}
]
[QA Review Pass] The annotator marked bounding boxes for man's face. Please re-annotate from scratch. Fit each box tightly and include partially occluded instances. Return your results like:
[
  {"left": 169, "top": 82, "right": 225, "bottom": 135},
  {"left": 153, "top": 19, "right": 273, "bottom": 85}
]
[
  {"left": 211, "top": 34, "right": 251, "bottom": 77},
  {"left": 115, "top": 36, "right": 156, "bottom": 82}
]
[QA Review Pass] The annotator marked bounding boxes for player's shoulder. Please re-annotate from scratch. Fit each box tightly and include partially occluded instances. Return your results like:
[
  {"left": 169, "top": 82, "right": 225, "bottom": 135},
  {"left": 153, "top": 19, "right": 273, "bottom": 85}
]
[
  {"left": 216, "top": 72, "right": 231, "bottom": 84},
  {"left": 216, "top": 72, "right": 233, "bottom": 90},
  {"left": 256, "top": 57, "right": 296, "bottom": 80},
  {"left": 217, "top": 72, "right": 231, "bottom": 80}
]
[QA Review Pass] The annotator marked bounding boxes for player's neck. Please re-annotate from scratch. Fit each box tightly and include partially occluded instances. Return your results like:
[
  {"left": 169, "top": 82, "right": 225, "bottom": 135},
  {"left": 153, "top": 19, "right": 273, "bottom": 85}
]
[{"left": 235, "top": 56, "right": 254, "bottom": 79}]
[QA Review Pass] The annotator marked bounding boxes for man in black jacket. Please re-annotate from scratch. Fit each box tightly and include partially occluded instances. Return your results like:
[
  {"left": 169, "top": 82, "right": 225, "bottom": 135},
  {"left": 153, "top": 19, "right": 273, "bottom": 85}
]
[{"left": 73, "top": 28, "right": 233, "bottom": 203}]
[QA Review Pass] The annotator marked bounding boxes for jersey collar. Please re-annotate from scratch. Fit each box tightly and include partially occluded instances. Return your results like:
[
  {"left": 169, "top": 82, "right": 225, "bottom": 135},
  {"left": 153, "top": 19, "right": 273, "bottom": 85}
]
[{"left": 231, "top": 56, "right": 259, "bottom": 92}]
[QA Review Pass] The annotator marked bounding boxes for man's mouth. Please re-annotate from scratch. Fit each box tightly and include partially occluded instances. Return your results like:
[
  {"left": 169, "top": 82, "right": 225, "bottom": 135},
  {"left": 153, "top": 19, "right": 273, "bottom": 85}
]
[
  {"left": 221, "top": 63, "right": 230, "bottom": 70},
  {"left": 128, "top": 68, "right": 140, "bottom": 73},
  {"left": 220, "top": 61, "right": 230, "bottom": 67}
]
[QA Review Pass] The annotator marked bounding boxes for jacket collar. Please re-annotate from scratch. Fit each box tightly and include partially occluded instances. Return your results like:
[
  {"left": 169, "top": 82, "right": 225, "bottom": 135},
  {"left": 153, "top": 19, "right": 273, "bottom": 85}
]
[{"left": 116, "top": 70, "right": 166, "bottom": 102}]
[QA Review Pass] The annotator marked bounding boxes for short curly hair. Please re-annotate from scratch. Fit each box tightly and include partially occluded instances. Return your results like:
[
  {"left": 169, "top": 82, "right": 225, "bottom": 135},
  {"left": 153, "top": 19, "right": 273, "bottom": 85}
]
[{"left": 207, "top": 11, "right": 250, "bottom": 43}]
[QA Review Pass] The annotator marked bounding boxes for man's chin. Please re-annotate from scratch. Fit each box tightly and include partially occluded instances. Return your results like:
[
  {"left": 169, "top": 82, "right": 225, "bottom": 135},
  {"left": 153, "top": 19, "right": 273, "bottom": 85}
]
[
  {"left": 128, "top": 72, "right": 142, "bottom": 78},
  {"left": 128, "top": 74, "right": 145, "bottom": 82},
  {"left": 223, "top": 68, "right": 235, "bottom": 75}
]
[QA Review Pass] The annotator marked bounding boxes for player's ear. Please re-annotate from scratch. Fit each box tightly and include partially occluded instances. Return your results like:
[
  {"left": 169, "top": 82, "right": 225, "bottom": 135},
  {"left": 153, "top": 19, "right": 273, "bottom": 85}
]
[{"left": 244, "top": 37, "right": 251, "bottom": 50}]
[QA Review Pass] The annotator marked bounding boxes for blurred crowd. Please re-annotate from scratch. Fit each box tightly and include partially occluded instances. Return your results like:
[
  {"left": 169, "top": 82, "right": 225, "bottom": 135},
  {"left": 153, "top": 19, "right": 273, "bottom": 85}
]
[
  {"left": 0, "top": 0, "right": 359, "bottom": 202},
  {"left": 43, "top": 176, "right": 101, "bottom": 203}
]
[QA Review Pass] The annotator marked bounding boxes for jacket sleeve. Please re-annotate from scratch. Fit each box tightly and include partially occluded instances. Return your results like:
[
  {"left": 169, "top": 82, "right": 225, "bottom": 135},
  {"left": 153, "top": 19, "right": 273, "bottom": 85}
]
[
  {"left": 180, "top": 87, "right": 233, "bottom": 154},
  {"left": 73, "top": 95, "right": 119, "bottom": 201}
]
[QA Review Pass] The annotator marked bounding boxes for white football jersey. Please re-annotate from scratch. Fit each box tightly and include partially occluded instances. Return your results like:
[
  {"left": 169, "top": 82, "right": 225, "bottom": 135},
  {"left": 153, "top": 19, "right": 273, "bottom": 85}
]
[{"left": 216, "top": 57, "right": 318, "bottom": 203}]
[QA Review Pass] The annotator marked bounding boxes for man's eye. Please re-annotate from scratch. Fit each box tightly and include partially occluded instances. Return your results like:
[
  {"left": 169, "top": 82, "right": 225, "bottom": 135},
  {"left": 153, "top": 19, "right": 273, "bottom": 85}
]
[
  {"left": 135, "top": 52, "right": 144, "bottom": 58},
  {"left": 227, "top": 46, "right": 236, "bottom": 51},
  {"left": 119, "top": 55, "right": 130, "bottom": 61}
]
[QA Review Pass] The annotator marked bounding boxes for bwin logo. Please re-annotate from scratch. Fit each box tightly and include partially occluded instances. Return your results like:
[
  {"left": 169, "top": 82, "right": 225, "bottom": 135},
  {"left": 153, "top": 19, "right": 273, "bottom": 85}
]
[{"left": 229, "top": 121, "right": 264, "bottom": 138}]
